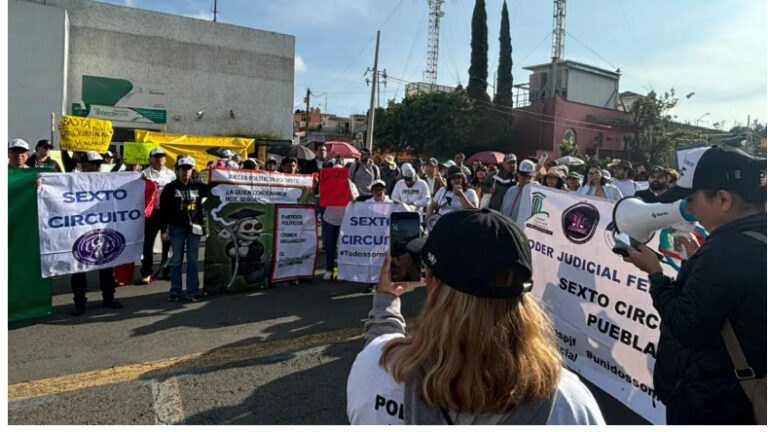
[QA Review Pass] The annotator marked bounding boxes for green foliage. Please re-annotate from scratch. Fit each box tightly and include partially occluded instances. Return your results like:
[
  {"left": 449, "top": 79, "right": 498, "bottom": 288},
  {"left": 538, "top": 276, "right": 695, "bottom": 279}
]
[
  {"left": 467, "top": 0, "right": 490, "bottom": 102},
  {"left": 373, "top": 91, "right": 475, "bottom": 157},
  {"left": 559, "top": 136, "right": 577, "bottom": 156},
  {"left": 493, "top": 1, "right": 513, "bottom": 108},
  {"left": 722, "top": 120, "right": 767, "bottom": 157}
]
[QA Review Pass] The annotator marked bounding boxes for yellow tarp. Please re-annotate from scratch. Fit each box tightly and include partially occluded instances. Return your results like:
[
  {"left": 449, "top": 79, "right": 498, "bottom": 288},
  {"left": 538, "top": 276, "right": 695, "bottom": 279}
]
[
  {"left": 59, "top": 115, "right": 113, "bottom": 152},
  {"left": 134, "top": 130, "right": 255, "bottom": 171}
]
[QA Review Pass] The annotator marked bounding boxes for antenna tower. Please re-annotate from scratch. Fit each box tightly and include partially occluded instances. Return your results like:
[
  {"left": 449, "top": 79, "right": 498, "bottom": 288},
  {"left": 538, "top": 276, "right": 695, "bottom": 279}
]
[
  {"left": 551, "top": 0, "right": 566, "bottom": 60},
  {"left": 424, "top": 0, "right": 445, "bottom": 84}
]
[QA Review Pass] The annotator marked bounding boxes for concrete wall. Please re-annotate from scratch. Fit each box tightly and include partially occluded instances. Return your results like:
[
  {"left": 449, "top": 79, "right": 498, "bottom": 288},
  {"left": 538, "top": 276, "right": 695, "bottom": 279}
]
[
  {"left": 566, "top": 69, "right": 618, "bottom": 109},
  {"left": 18, "top": 0, "right": 295, "bottom": 140},
  {"left": 8, "top": 1, "right": 68, "bottom": 144}
]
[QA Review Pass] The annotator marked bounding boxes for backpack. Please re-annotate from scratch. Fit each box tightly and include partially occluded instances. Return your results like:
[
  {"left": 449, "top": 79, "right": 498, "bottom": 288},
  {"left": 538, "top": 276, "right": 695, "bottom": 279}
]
[
  {"left": 352, "top": 161, "right": 380, "bottom": 182},
  {"left": 720, "top": 230, "right": 766, "bottom": 425}
]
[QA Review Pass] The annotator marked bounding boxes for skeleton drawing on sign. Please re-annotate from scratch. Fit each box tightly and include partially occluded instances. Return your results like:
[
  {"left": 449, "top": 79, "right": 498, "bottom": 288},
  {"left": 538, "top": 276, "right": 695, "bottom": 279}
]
[{"left": 217, "top": 208, "right": 272, "bottom": 285}]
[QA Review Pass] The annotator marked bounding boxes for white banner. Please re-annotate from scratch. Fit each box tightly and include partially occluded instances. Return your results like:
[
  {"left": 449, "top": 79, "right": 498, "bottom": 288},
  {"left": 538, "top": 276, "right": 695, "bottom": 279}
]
[
  {"left": 270, "top": 206, "right": 318, "bottom": 282},
  {"left": 336, "top": 202, "right": 409, "bottom": 283},
  {"left": 37, "top": 172, "right": 145, "bottom": 277},
  {"left": 516, "top": 184, "right": 675, "bottom": 425}
]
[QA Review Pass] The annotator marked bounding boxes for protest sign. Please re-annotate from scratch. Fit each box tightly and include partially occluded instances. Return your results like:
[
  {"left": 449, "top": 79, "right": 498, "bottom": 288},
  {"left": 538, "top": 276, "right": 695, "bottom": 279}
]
[
  {"left": 270, "top": 206, "right": 318, "bottom": 282},
  {"left": 204, "top": 168, "right": 314, "bottom": 293},
  {"left": 336, "top": 201, "right": 411, "bottom": 283},
  {"left": 123, "top": 142, "right": 157, "bottom": 164},
  {"left": 319, "top": 168, "right": 350, "bottom": 207},
  {"left": 36, "top": 172, "right": 145, "bottom": 277},
  {"left": 134, "top": 129, "right": 253, "bottom": 170},
  {"left": 9, "top": 168, "right": 52, "bottom": 321},
  {"left": 59, "top": 115, "right": 113, "bottom": 153},
  {"left": 516, "top": 184, "right": 674, "bottom": 424}
]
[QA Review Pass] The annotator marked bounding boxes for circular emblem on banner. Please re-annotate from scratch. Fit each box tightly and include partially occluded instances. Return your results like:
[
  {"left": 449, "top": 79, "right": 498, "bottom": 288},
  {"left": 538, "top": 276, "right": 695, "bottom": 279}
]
[
  {"left": 561, "top": 202, "right": 600, "bottom": 244},
  {"left": 72, "top": 228, "right": 126, "bottom": 265}
]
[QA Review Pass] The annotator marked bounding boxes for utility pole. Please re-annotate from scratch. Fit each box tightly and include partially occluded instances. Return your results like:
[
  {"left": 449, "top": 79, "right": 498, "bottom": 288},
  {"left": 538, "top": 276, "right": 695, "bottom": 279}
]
[
  {"left": 365, "top": 31, "right": 381, "bottom": 152},
  {"left": 549, "top": 0, "right": 566, "bottom": 98},
  {"left": 424, "top": 0, "right": 445, "bottom": 85},
  {"left": 213, "top": 0, "right": 218, "bottom": 22},
  {"left": 304, "top": 88, "right": 311, "bottom": 133}
]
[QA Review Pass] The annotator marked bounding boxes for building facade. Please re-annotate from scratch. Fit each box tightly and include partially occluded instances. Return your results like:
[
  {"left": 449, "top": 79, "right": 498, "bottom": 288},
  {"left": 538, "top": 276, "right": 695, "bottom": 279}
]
[{"left": 9, "top": 0, "right": 295, "bottom": 146}]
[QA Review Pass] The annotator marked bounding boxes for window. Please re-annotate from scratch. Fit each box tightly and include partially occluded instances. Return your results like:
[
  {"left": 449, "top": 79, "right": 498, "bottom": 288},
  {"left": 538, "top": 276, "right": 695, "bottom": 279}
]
[
  {"left": 592, "top": 132, "right": 603, "bottom": 148},
  {"left": 563, "top": 128, "right": 577, "bottom": 143}
]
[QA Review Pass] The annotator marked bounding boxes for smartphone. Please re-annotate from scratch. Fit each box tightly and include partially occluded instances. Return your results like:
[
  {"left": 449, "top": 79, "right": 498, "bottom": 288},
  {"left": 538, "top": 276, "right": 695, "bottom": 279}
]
[
  {"left": 390, "top": 212, "right": 423, "bottom": 282},
  {"left": 612, "top": 232, "right": 639, "bottom": 257}
]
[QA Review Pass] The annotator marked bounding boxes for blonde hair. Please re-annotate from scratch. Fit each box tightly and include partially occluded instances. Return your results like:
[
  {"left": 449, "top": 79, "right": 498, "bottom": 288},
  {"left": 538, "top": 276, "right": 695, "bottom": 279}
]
[{"left": 380, "top": 270, "right": 562, "bottom": 414}]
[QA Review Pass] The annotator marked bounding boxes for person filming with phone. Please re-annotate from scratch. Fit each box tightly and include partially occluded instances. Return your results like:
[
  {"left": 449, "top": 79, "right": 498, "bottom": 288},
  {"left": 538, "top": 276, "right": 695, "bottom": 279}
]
[{"left": 623, "top": 146, "right": 766, "bottom": 425}]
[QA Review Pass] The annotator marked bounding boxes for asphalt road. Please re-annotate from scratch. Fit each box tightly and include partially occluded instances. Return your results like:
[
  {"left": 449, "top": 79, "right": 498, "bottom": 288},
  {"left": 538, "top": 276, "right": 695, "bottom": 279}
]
[{"left": 8, "top": 250, "right": 648, "bottom": 425}]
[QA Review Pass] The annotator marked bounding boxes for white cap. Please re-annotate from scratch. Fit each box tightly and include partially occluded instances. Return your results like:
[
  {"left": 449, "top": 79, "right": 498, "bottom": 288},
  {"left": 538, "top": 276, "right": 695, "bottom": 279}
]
[
  {"left": 84, "top": 151, "right": 104, "bottom": 163},
  {"left": 105, "top": 150, "right": 114, "bottom": 158},
  {"left": 601, "top": 169, "right": 612, "bottom": 180},
  {"left": 442, "top": 160, "right": 456, "bottom": 168},
  {"left": 8, "top": 139, "right": 29, "bottom": 151},
  {"left": 222, "top": 149, "right": 236, "bottom": 157},
  {"left": 401, "top": 163, "right": 416, "bottom": 178},
  {"left": 177, "top": 156, "right": 196, "bottom": 167},
  {"left": 518, "top": 159, "right": 536, "bottom": 175},
  {"left": 149, "top": 147, "right": 165, "bottom": 157},
  {"left": 371, "top": 179, "right": 387, "bottom": 189}
]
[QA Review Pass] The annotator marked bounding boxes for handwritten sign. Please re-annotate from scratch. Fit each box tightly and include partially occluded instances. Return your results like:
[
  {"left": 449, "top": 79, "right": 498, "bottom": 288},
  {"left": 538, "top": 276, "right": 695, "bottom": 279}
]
[
  {"left": 319, "top": 168, "right": 350, "bottom": 207},
  {"left": 123, "top": 142, "right": 157, "bottom": 164},
  {"left": 59, "top": 115, "right": 113, "bottom": 152}
]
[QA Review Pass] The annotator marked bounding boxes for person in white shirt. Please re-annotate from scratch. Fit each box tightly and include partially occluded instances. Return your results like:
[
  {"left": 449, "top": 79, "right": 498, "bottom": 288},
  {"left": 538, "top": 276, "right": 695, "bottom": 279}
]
[
  {"left": 347, "top": 209, "right": 605, "bottom": 425},
  {"left": 501, "top": 159, "right": 537, "bottom": 222},
  {"left": 139, "top": 148, "right": 177, "bottom": 283},
  {"left": 609, "top": 160, "right": 640, "bottom": 197},
  {"left": 365, "top": 180, "right": 393, "bottom": 203},
  {"left": 423, "top": 157, "right": 445, "bottom": 196},
  {"left": 391, "top": 163, "right": 431, "bottom": 212},
  {"left": 578, "top": 166, "right": 623, "bottom": 202},
  {"left": 426, "top": 166, "right": 479, "bottom": 220}
]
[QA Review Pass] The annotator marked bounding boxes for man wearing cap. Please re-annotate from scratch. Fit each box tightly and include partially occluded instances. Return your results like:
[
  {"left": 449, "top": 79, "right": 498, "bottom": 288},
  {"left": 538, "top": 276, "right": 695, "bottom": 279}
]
[
  {"left": 624, "top": 146, "right": 766, "bottom": 425},
  {"left": 609, "top": 160, "right": 641, "bottom": 197},
  {"left": 160, "top": 156, "right": 209, "bottom": 302},
  {"left": 349, "top": 148, "right": 381, "bottom": 201},
  {"left": 366, "top": 179, "right": 393, "bottom": 203},
  {"left": 391, "top": 163, "right": 431, "bottom": 212},
  {"left": 265, "top": 157, "right": 278, "bottom": 172},
  {"left": 423, "top": 157, "right": 445, "bottom": 196},
  {"left": 501, "top": 159, "right": 536, "bottom": 223},
  {"left": 634, "top": 165, "right": 669, "bottom": 203},
  {"left": 139, "top": 148, "right": 176, "bottom": 284},
  {"left": 69, "top": 151, "right": 124, "bottom": 315},
  {"left": 25, "top": 139, "right": 62, "bottom": 172},
  {"left": 8, "top": 139, "right": 31, "bottom": 169},
  {"left": 483, "top": 153, "right": 518, "bottom": 211},
  {"left": 565, "top": 171, "right": 581, "bottom": 192},
  {"left": 380, "top": 155, "right": 400, "bottom": 196}
]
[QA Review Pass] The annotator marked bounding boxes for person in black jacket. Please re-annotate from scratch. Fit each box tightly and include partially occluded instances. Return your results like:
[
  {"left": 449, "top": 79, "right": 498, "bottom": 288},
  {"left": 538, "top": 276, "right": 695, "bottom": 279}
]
[
  {"left": 160, "top": 156, "right": 209, "bottom": 302},
  {"left": 634, "top": 165, "right": 669, "bottom": 203},
  {"left": 26, "top": 140, "right": 62, "bottom": 172},
  {"left": 624, "top": 146, "right": 766, "bottom": 425}
]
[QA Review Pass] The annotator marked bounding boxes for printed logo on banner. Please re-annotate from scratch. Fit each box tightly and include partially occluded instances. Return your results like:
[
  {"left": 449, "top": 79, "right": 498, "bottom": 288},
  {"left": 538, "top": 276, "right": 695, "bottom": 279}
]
[
  {"left": 525, "top": 191, "right": 553, "bottom": 235},
  {"left": 603, "top": 221, "right": 619, "bottom": 250},
  {"left": 72, "top": 228, "right": 126, "bottom": 265},
  {"left": 561, "top": 202, "right": 600, "bottom": 244}
]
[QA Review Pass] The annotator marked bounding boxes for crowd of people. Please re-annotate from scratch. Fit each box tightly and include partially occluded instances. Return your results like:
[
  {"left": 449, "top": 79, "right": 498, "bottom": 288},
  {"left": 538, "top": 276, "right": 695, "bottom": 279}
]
[{"left": 9, "top": 137, "right": 766, "bottom": 425}]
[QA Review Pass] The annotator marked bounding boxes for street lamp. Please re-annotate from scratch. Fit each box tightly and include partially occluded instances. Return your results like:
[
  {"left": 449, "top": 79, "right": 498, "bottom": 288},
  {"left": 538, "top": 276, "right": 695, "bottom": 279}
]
[{"left": 695, "top": 112, "right": 710, "bottom": 127}]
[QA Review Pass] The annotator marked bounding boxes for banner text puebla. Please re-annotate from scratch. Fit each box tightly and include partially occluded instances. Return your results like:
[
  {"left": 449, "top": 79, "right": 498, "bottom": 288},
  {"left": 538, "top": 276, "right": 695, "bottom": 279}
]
[
  {"left": 516, "top": 184, "right": 675, "bottom": 425},
  {"left": 336, "top": 201, "right": 411, "bottom": 283},
  {"left": 37, "top": 172, "right": 145, "bottom": 277},
  {"left": 271, "top": 206, "right": 318, "bottom": 282}
]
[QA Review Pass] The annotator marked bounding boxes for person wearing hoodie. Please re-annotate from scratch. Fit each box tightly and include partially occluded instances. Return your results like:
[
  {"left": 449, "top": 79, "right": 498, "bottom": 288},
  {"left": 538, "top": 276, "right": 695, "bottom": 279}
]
[
  {"left": 346, "top": 208, "right": 605, "bottom": 425},
  {"left": 391, "top": 163, "right": 431, "bottom": 213},
  {"left": 624, "top": 146, "right": 766, "bottom": 425}
]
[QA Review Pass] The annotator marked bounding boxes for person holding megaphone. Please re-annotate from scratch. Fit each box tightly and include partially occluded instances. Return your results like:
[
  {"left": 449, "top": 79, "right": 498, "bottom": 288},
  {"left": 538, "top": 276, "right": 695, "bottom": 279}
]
[{"left": 622, "top": 146, "right": 766, "bottom": 425}]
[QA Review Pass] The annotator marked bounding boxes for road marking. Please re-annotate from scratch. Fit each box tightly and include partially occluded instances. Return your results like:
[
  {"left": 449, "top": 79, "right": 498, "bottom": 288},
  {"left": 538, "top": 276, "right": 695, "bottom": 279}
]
[{"left": 8, "top": 326, "right": 363, "bottom": 402}]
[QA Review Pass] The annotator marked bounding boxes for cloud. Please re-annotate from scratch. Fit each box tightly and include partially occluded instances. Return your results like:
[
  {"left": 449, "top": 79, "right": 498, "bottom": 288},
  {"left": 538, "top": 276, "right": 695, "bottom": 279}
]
[
  {"left": 295, "top": 56, "right": 306, "bottom": 73},
  {"left": 122, "top": 0, "right": 135, "bottom": 6},
  {"left": 183, "top": 11, "right": 214, "bottom": 21},
  {"left": 262, "top": 0, "right": 370, "bottom": 31}
]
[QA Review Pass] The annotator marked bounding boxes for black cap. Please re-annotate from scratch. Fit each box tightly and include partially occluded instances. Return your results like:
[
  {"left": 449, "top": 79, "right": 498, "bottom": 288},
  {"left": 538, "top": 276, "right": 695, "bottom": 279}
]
[
  {"left": 36, "top": 139, "right": 54, "bottom": 149},
  {"left": 656, "top": 146, "right": 766, "bottom": 203},
  {"left": 407, "top": 208, "right": 533, "bottom": 299},
  {"left": 648, "top": 165, "right": 666, "bottom": 174},
  {"left": 446, "top": 166, "right": 463, "bottom": 178}
]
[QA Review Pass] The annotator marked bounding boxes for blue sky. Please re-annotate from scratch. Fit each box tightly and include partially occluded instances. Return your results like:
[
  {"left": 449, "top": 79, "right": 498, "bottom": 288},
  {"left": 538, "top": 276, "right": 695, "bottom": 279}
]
[{"left": 104, "top": 0, "right": 766, "bottom": 129}]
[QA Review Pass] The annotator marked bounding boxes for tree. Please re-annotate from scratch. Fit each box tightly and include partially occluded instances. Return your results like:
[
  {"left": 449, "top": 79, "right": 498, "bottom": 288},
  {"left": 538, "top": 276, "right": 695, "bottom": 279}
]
[
  {"left": 466, "top": 0, "right": 489, "bottom": 102},
  {"left": 721, "top": 120, "right": 767, "bottom": 157},
  {"left": 373, "top": 91, "right": 475, "bottom": 157},
  {"left": 493, "top": 1, "right": 513, "bottom": 108},
  {"left": 559, "top": 136, "right": 577, "bottom": 156}
]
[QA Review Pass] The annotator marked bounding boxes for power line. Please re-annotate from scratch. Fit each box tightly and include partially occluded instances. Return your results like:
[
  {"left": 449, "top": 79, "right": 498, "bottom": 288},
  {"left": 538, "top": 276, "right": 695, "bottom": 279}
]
[
  {"left": 565, "top": 31, "right": 617, "bottom": 70},
  {"left": 617, "top": 0, "right": 653, "bottom": 91},
  {"left": 394, "top": 7, "right": 428, "bottom": 100},
  {"left": 518, "top": 32, "right": 551, "bottom": 64}
]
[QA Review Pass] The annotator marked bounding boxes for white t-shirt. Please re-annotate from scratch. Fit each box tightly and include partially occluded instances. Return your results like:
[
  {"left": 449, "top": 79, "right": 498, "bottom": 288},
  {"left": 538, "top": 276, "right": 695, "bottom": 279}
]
[
  {"left": 365, "top": 196, "right": 394, "bottom": 203},
  {"left": 432, "top": 187, "right": 479, "bottom": 215},
  {"left": 142, "top": 166, "right": 176, "bottom": 209},
  {"left": 611, "top": 178, "right": 640, "bottom": 197},
  {"left": 347, "top": 334, "right": 605, "bottom": 425}
]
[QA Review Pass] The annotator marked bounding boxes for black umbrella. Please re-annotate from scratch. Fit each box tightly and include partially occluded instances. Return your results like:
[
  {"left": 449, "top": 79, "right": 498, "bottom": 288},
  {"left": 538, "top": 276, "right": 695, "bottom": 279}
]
[
  {"left": 206, "top": 146, "right": 234, "bottom": 158},
  {"left": 271, "top": 144, "right": 316, "bottom": 160}
]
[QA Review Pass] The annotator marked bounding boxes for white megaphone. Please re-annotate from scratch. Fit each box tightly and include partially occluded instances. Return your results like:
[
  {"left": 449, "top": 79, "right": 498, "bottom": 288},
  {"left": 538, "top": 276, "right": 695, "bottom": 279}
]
[{"left": 612, "top": 197, "right": 696, "bottom": 244}]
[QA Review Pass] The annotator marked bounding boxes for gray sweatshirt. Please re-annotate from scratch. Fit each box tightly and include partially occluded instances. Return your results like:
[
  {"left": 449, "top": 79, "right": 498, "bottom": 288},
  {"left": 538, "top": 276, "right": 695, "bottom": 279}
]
[{"left": 346, "top": 292, "right": 606, "bottom": 425}]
